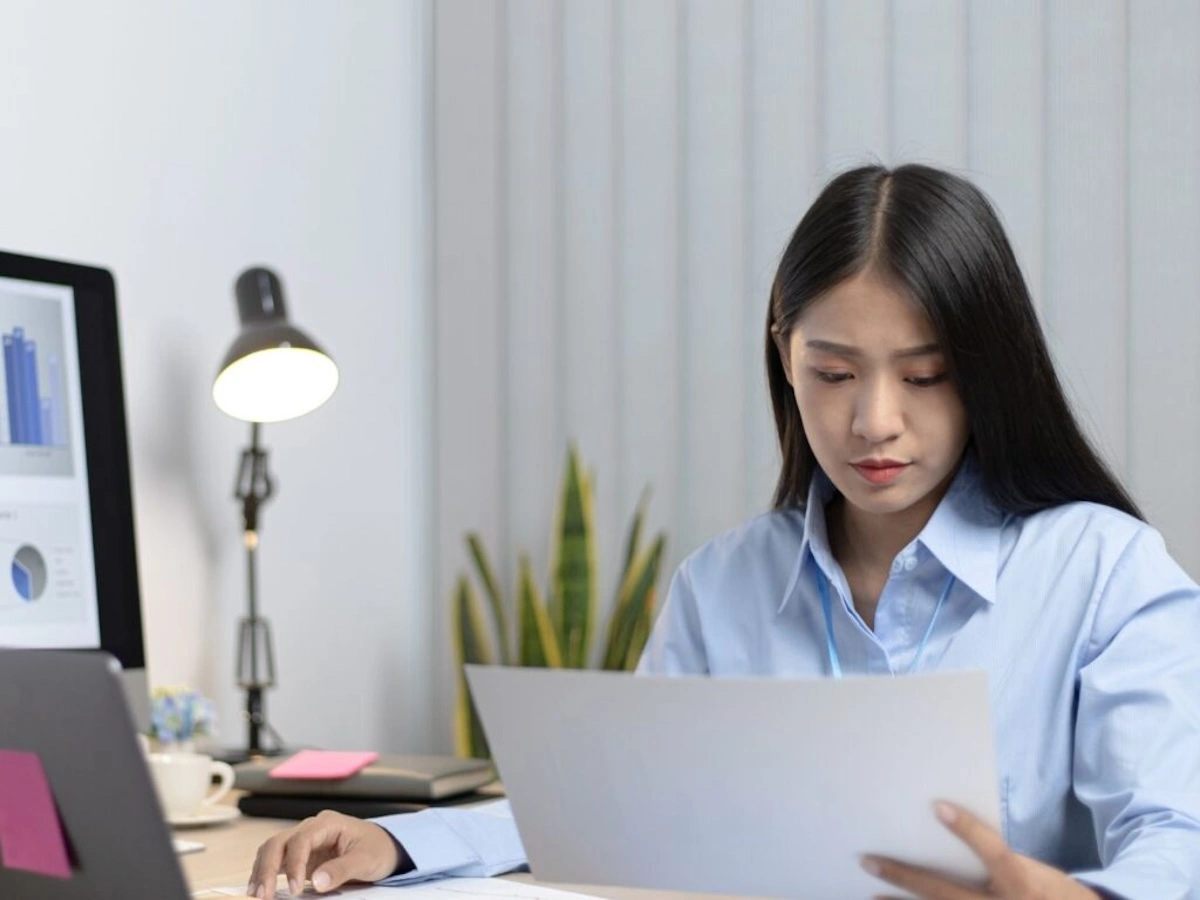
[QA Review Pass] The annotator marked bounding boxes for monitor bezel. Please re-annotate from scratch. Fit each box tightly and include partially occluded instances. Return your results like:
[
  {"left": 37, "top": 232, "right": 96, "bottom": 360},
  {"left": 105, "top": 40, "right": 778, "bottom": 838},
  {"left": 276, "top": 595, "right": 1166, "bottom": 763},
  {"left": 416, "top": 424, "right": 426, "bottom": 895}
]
[{"left": 0, "top": 249, "right": 145, "bottom": 671}]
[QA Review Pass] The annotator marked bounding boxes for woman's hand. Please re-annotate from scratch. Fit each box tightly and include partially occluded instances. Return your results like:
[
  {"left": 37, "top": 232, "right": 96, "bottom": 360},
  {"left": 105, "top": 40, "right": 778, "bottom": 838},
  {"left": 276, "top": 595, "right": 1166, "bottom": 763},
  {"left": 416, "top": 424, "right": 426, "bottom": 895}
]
[
  {"left": 862, "top": 801, "right": 1101, "bottom": 899},
  {"left": 247, "top": 809, "right": 403, "bottom": 898}
]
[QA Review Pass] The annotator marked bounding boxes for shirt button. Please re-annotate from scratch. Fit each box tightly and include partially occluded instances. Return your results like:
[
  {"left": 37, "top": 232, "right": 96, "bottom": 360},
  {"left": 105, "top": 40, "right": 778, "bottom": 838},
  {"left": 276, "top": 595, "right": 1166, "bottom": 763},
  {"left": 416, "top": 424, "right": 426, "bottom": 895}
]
[
  {"left": 890, "top": 557, "right": 905, "bottom": 575},
  {"left": 904, "top": 556, "right": 917, "bottom": 572}
]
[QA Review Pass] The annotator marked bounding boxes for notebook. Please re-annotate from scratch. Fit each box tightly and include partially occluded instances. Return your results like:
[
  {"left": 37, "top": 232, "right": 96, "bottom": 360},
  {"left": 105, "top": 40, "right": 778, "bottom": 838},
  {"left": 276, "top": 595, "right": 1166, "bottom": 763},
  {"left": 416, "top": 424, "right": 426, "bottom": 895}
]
[
  {"left": 233, "top": 753, "right": 496, "bottom": 801},
  {"left": 236, "top": 789, "right": 498, "bottom": 821}
]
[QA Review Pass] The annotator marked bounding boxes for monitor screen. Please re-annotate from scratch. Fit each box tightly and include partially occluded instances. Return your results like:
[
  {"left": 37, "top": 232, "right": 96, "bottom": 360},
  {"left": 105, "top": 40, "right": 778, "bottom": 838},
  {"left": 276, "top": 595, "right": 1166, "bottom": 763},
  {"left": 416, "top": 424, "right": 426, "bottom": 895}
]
[{"left": 0, "top": 251, "right": 148, "bottom": 728}]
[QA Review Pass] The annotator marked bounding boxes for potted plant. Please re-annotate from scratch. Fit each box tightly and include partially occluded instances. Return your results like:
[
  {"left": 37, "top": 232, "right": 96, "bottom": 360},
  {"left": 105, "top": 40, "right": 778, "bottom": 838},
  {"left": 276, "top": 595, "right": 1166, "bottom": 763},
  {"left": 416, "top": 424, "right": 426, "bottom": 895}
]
[{"left": 452, "top": 445, "right": 667, "bottom": 758}]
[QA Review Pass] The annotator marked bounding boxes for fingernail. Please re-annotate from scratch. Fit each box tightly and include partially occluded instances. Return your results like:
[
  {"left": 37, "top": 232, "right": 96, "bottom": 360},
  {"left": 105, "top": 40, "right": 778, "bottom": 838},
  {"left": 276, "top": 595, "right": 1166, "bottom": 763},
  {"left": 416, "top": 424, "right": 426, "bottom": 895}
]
[
  {"left": 860, "top": 855, "right": 881, "bottom": 876},
  {"left": 935, "top": 801, "right": 958, "bottom": 824},
  {"left": 245, "top": 885, "right": 256, "bottom": 899},
  {"left": 255, "top": 886, "right": 266, "bottom": 899},
  {"left": 313, "top": 871, "right": 331, "bottom": 892},
  {"left": 289, "top": 878, "right": 300, "bottom": 895}
]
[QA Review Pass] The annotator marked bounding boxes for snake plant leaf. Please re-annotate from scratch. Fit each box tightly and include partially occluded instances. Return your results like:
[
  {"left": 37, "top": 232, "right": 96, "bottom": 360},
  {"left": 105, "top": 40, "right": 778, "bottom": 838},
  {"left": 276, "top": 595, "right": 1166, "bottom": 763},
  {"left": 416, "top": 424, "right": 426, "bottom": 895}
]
[
  {"left": 452, "top": 575, "right": 493, "bottom": 758},
  {"left": 467, "top": 532, "right": 512, "bottom": 665},
  {"left": 601, "top": 533, "right": 666, "bottom": 670},
  {"left": 550, "top": 445, "right": 597, "bottom": 668},
  {"left": 624, "top": 585, "right": 658, "bottom": 670},
  {"left": 518, "top": 553, "right": 563, "bottom": 667},
  {"left": 616, "top": 488, "right": 650, "bottom": 608}
]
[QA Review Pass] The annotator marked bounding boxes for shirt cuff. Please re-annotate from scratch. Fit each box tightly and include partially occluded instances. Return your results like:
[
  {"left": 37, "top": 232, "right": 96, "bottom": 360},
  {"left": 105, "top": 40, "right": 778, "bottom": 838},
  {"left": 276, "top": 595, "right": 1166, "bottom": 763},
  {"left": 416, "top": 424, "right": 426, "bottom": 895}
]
[
  {"left": 1074, "top": 867, "right": 1155, "bottom": 900},
  {"left": 372, "top": 811, "right": 482, "bottom": 884}
]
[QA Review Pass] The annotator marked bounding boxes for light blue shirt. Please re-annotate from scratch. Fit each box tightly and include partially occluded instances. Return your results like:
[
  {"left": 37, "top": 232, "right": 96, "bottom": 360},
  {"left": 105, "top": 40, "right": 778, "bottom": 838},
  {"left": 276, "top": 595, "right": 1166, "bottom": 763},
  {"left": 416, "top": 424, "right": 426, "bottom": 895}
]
[{"left": 374, "top": 460, "right": 1200, "bottom": 898}]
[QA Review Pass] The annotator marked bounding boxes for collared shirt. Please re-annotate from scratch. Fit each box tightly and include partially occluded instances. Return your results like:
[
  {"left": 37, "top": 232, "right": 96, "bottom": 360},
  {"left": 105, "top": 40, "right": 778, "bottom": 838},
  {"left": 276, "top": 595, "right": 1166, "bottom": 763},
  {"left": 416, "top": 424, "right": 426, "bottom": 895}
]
[{"left": 375, "top": 461, "right": 1200, "bottom": 899}]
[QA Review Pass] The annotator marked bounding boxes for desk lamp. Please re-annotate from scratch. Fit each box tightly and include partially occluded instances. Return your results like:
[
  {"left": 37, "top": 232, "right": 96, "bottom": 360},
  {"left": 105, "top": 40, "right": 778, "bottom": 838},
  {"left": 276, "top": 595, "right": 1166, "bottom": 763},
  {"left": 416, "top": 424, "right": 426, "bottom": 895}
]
[{"left": 212, "top": 267, "right": 338, "bottom": 762}]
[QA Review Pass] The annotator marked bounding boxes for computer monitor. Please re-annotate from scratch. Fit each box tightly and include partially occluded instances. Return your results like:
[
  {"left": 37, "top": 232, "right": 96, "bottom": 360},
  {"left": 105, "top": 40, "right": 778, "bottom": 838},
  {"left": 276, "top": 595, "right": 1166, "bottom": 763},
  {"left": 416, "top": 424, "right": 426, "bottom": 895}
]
[{"left": 0, "top": 250, "right": 150, "bottom": 731}]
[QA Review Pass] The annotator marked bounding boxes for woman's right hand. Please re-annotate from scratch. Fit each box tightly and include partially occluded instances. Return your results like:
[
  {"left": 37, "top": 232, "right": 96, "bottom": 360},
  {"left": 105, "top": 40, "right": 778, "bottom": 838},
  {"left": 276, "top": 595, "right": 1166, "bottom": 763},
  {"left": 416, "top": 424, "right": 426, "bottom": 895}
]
[{"left": 247, "top": 809, "right": 405, "bottom": 898}]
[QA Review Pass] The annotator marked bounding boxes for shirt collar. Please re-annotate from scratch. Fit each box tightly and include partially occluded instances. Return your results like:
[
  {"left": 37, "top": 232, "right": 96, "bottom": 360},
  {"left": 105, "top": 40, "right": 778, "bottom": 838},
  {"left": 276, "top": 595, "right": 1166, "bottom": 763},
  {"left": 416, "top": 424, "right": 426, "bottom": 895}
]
[
  {"left": 776, "top": 470, "right": 840, "bottom": 615},
  {"left": 913, "top": 456, "right": 1002, "bottom": 605},
  {"left": 777, "top": 455, "right": 1002, "bottom": 614}
]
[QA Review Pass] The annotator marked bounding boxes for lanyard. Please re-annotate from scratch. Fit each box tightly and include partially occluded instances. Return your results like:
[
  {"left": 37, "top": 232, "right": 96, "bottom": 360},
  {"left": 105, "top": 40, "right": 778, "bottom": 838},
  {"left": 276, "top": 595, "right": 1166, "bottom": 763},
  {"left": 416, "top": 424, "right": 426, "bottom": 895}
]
[{"left": 815, "top": 563, "right": 955, "bottom": 679}]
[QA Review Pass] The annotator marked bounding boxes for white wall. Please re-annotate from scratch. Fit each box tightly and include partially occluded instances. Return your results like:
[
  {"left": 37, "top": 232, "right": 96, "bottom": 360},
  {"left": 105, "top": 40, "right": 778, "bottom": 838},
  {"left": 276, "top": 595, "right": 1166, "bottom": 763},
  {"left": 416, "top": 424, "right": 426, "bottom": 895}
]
[
  {"left": 0, "top": 1, "right": 433, "bottom": 753},
  {"left": 429, "top": 0, "right": 1200, "bottom": 750}
]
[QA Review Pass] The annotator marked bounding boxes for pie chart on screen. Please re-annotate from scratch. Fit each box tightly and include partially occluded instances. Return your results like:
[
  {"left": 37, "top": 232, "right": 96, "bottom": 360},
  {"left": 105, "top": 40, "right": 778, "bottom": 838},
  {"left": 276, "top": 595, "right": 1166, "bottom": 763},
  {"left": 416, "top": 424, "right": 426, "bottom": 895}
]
[{"left": 12, "top": 544, "right": 47, "bottom": 601}]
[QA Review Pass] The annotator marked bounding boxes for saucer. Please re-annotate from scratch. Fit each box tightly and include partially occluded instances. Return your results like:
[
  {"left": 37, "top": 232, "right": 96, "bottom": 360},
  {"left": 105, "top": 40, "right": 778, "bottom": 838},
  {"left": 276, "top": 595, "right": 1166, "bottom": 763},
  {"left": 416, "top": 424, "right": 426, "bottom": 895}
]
[{"left": 168, "top": 804, "right": 241, "bottom": 828}]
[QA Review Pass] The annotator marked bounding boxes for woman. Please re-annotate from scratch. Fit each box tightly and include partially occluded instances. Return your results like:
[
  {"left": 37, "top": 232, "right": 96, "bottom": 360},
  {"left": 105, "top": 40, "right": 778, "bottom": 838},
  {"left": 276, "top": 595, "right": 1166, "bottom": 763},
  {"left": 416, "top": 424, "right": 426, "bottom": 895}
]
[{"left": 247, "top": 165, "right": 1200, "bottom": 899}]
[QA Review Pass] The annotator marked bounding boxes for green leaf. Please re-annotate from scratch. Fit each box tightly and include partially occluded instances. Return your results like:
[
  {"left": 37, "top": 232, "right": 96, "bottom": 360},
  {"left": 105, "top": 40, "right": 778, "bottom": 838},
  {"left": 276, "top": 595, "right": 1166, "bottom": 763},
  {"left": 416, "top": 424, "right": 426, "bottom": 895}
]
[
  {"left": 467, "top": 533, "right": 512, "bottom": 665},
  {"left": 616, "top": 488, "right": 650, "bottom": 608},
  {"left": 624, "top": 585, "right": 658, "bottom": 670},
  {"left": 518, "top": 554, "right": 563, "bottom": 667},
  {"left": 602, "top": 534, "right": 666, "bottom": 670},
  {"left": 452, "top": 575, "right": 493, "bottom": 758},
  {"left": 550, "top": 445, "right": 596, "bottom": 668}
]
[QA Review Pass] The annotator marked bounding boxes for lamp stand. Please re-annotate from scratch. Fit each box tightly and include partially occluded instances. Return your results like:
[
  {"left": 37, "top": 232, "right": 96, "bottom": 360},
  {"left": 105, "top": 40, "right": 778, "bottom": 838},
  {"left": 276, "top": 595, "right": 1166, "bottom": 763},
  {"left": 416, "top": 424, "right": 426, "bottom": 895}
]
[{"left": 216, "top": 421, "right": 286, "bottom": 764}]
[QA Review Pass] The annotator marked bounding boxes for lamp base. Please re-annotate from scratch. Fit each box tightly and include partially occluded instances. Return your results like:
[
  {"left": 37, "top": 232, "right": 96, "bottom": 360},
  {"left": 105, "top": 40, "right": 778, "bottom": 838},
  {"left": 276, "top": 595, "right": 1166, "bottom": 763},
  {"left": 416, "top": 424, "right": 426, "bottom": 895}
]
[{"left": 210, "top": 744, "right": 290, "bottom": 766}]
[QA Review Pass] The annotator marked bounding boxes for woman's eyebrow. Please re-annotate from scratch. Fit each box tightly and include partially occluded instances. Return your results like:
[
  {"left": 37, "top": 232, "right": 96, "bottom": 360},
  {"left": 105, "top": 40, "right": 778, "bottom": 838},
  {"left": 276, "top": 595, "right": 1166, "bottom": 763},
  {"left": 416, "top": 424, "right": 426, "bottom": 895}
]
[{"left": 805, "top": 339, "right": 941, "bottom": 359}]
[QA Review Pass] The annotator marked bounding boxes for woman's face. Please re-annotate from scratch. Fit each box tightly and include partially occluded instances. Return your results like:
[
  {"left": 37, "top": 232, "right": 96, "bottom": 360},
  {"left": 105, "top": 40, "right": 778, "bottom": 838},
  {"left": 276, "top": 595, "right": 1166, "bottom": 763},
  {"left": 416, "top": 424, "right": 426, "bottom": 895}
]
[{"left": 778, "top": 271, "right": 969, "bottom": 521}]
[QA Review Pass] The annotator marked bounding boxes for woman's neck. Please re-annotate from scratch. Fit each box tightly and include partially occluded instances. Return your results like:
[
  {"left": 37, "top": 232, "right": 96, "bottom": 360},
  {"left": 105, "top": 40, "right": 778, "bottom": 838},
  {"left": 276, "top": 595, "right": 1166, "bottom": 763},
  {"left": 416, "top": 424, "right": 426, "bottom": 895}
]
[
  {"left": 828, "top": 496, "right": 924, "bottom": 574},
  {"left": 827, "top": 474, "right": 957, "bottom": 577}
]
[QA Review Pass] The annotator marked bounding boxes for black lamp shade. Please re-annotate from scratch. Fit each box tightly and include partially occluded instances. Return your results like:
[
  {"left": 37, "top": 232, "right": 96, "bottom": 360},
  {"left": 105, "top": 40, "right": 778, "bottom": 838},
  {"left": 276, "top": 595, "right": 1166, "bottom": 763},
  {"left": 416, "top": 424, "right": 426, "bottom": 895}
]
[{"left": 212, "top": 267, "right": 339, "bottom": 423}]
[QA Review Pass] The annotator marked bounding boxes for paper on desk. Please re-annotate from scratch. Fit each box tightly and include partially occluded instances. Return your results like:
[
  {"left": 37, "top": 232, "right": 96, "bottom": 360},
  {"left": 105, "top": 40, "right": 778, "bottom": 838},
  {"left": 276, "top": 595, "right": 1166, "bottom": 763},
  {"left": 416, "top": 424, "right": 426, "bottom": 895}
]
[
  {"left": 467, "top": 665, "right": 1002, "bottom": 900},
  {"left": 206, "top": 877, "right": 604, "bottom": 899}
]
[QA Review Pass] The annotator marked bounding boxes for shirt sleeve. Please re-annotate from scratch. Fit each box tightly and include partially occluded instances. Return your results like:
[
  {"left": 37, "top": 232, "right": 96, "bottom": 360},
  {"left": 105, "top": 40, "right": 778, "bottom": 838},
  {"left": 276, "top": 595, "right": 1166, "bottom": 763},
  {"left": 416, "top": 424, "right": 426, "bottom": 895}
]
[
  {"left": 1070, "top": 527, "right": 1200, "bottom": 899},
  {"left": 371, "top": 800, "right": 529, "bottom": 886},
  {"left": 369, "top": 560, "right": 705, "bottom": 887},
  {"left": 636, "top": 561, "right": 709, "bottom": 675}
]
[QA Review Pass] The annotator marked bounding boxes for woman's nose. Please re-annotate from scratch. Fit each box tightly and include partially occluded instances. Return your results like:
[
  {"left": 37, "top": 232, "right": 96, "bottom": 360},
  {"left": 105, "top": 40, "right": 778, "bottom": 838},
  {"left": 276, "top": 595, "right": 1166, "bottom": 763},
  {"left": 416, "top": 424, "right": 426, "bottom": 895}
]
[{"left": 851, "top": 378, "right": 904, "bottom": 444}]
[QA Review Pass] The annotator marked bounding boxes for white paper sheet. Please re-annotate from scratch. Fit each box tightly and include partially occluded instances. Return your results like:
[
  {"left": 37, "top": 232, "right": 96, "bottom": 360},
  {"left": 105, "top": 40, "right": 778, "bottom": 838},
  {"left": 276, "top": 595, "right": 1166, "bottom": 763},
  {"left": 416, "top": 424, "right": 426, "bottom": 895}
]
[
  {"left": 207, "top": 877, "right": 604, "bottom": 899},
  {"left": 466, "top": 666, "right": 1001, "bottom": 900}
]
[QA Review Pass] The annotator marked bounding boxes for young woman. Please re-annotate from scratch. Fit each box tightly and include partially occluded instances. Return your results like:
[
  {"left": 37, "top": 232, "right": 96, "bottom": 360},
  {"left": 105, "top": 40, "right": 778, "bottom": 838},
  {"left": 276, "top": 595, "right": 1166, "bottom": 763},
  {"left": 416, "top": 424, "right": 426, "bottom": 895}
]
[{"left": 247, "top": 165, "right": 1200, "bottom": 900}]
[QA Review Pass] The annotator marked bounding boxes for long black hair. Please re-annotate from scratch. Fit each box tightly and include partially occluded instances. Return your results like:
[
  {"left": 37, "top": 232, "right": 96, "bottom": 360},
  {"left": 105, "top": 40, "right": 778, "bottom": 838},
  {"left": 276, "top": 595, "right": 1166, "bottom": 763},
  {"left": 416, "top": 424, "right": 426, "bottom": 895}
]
[{"left": 766, "top": 164, "right": 1142, "bottom": 520}]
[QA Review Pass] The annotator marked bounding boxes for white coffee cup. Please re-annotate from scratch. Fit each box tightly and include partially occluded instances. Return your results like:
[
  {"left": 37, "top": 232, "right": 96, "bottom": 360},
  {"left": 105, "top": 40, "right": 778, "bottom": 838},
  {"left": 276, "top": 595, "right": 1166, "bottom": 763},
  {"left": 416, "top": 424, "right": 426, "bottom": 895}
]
[{"left": 148, "top": 752, "right": 235, "bottom": 820}]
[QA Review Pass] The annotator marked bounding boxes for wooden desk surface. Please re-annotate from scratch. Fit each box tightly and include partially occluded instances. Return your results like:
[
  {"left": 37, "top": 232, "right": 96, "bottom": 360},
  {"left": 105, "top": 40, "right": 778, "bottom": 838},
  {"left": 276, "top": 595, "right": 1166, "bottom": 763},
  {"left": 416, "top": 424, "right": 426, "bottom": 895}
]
[
  {"left": 184, "top": 804, "right": 291, "bottom": 897},
  {"left": 180, "top": 799, "right": 737, "bottom": 900}
]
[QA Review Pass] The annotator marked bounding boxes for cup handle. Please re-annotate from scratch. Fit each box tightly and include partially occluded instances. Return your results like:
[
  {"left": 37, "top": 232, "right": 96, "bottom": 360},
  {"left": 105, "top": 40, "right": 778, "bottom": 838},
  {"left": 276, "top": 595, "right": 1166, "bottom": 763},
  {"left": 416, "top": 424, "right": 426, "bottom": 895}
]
[{"left": 203, "top": 761, "right": 236, "bottom": 807}]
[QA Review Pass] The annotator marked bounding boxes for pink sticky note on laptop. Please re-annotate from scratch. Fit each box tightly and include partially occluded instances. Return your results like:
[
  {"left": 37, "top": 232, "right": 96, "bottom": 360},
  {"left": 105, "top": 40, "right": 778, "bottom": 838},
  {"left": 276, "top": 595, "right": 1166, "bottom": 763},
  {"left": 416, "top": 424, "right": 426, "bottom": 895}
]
[
  {"left": 0, "top": 749, "right": 72, "bottom": 879},
  {"left": 268, "top": 750, "right": 379, "bottom": 780}
]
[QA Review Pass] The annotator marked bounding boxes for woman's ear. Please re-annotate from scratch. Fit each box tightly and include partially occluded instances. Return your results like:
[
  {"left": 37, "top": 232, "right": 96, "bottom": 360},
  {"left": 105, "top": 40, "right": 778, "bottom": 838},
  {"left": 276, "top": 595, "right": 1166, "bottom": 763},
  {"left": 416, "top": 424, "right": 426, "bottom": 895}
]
[{"left": 772, "top": 325, "right": 794, "bottom": 387}]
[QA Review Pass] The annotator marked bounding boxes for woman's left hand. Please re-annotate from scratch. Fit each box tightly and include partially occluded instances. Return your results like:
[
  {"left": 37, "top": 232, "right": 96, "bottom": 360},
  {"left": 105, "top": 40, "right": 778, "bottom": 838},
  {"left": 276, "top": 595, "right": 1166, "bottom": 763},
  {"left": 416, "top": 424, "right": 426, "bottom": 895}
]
[{"left": 861, "top": 801, "right": 1101, "bottom": 899}]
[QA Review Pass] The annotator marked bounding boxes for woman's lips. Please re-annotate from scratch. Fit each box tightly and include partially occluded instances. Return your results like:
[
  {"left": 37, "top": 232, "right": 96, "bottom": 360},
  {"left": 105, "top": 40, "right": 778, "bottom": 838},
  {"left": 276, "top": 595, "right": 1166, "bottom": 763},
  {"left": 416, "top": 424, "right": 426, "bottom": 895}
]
[{"left": 851, "top": 462, "right": 910, "bottom": 485}]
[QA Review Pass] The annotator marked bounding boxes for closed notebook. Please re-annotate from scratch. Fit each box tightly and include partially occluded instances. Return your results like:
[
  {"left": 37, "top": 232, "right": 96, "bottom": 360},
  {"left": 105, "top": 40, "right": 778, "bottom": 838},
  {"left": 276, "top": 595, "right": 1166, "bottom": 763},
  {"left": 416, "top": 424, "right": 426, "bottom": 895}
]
[
  {"left": 237, "top": 789, "right": 498, "bottom": 821},
  {"left": 233, "top": 753, "right": 496, "bottom": 801}
]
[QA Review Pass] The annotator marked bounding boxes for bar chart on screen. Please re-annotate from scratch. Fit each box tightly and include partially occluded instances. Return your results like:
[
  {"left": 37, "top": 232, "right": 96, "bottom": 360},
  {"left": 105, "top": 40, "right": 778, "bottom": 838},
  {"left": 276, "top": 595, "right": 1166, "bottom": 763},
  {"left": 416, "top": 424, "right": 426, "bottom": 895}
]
[
  {"left": 0, "top": 282, "right": 75, "bottom": 477},
  {"left": 1, "top": 324, "right": 68, "bottom": 448}
]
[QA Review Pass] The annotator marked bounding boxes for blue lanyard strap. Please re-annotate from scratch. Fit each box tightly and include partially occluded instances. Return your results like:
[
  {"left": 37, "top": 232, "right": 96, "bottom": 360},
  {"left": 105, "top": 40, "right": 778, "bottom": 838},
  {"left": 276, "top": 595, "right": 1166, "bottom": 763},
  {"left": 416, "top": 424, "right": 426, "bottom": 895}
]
[
  {"left": 816, "top": 563, "right": 955, "bottom": 679},
  {"left": 816, "top": 566, "right": 844, "bottom": 679}
]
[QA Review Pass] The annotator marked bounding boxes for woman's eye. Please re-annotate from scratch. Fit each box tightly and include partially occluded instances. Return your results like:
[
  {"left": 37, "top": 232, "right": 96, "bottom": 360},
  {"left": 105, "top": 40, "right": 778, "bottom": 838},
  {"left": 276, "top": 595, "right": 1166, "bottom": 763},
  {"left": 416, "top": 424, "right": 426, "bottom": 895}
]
[
  {"left": 906, "top": 373, "right": 948, "bottom": 387},
  {"left": 814, "top": 371, "right": 852, "bottom": 383}
]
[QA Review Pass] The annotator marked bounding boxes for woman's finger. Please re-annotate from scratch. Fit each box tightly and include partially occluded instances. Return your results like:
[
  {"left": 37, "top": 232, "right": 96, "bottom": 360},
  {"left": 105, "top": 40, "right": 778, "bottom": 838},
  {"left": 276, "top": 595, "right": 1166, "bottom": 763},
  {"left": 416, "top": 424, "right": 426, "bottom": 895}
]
[
  {"left": 281, "top": 820, "right": 333, "bottom": 896},
  {"left": 862, "top": 855, "right": 986, "bottom": 900},
  {"left": 248, "top": 830, "right": 293, "bottom": 898},
  {"left": 933, "top": 802, "right": 1011, "bottom": 872}
]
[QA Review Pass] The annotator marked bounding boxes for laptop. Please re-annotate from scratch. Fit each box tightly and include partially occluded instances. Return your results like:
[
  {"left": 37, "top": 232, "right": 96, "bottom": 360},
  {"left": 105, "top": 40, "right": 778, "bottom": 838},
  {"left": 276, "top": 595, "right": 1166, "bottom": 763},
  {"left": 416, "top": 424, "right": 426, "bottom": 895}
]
[
  {"left": 0, "top": 649, "right": 191, "bottom": 898},
  {"left": 465, "top": 664, "right": 1000, "bottom": 899}
]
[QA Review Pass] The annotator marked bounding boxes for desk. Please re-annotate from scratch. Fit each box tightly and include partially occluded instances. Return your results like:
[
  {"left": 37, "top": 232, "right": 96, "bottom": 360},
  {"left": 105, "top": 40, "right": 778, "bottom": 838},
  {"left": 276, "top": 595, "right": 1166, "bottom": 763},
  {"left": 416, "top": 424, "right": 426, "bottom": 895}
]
[
  {"left": 182, "top": 808, "right": 289, "bottom": 896},
  {"left": 182, "top": 802, "right": 737, "bottom": 900}
]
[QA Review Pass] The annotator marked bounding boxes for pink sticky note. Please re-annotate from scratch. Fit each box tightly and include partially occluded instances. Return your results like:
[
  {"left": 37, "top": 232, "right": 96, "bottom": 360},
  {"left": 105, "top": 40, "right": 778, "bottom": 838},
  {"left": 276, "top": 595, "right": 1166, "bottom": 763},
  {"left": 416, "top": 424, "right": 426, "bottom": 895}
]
[
  {"left": 0, "top": 750, "right": 71, "bottom": 879},
  {"left": 268, "top": 750, "right": 379, "bottom": 780}
]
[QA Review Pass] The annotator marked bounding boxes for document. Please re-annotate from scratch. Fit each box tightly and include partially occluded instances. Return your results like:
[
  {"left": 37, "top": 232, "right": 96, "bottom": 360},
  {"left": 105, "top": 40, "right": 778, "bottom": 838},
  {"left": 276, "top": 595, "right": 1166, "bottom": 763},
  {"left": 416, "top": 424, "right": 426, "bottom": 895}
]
[
  {"left": 467, "top": 665, "right": 1001, "bottom": 899},
  {"left": 207, "top": 877, "right": 605, "bottom": 899}
]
